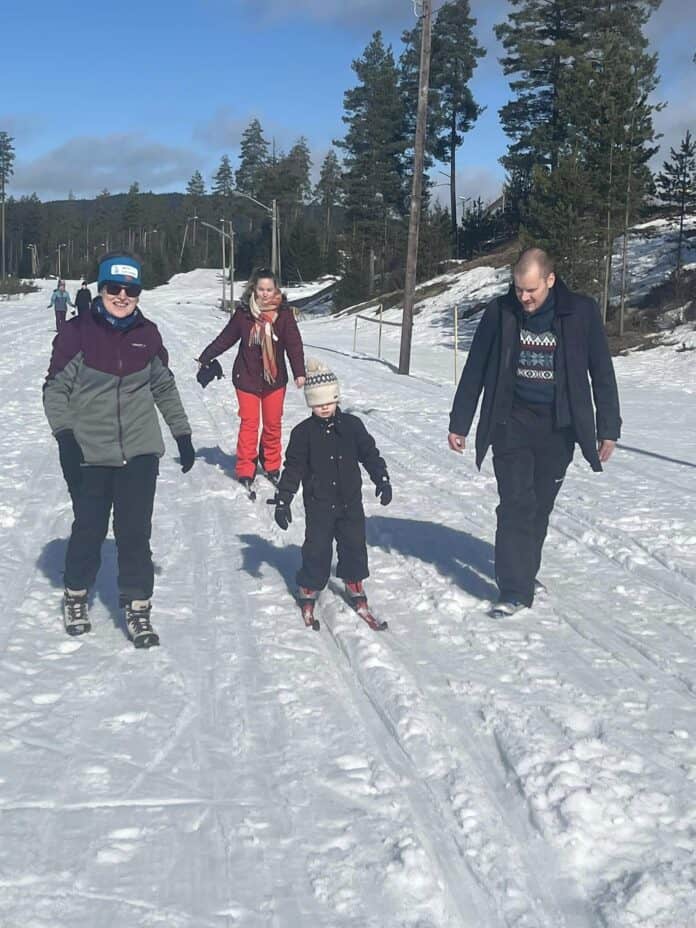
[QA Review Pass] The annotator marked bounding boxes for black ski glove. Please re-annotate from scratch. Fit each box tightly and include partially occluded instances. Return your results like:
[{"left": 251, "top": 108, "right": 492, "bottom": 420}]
[
  {"left": 56, "top": 430, "right": 83, "bottom": 492},
  {"left": 175, "top": 434, "right": 195, "bottom": 473},
  {"left": 375, "top": 475, "right": 392, "bottom": 506},
  {"left": 267, "top": 493, "right": 292, "bottom": 530},
  {"left": 196, "top": 358, "right": 224, "bottom": 388}
]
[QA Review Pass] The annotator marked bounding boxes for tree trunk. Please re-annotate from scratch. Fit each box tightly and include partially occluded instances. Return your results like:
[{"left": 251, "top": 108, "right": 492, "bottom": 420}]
[
  {"left": 450, "top": 114, "right": 457, "bottom": 257},
  {"left": 601, "top": 135, "right": 615, "bottom": 324}
]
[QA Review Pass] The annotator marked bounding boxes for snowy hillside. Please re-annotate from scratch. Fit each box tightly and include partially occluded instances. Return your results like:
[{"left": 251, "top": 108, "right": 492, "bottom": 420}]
[{"left": 1, "top": 266, "right": 695, "bottom": 928}]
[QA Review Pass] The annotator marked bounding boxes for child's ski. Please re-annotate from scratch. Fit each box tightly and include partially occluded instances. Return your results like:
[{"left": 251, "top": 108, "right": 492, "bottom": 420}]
[
  {"left": 349, "top": 600, "right": 388, "bottom": 631},
  {"left": 298, "top": 597, "right": 320, "bottom": 631}
]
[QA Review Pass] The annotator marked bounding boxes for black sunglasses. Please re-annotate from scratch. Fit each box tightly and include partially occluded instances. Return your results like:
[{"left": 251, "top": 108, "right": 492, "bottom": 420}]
[{"left": 104, "top": 281, "right": 142, "bottom": 298}]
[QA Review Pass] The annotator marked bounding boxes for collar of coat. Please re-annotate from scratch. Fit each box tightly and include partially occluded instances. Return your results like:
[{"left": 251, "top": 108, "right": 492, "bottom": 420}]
[
  {"left": 500, "top": 276, "right": 578, "bottom": 318},
  {"left": 311, "top": 406, "right": 343, "bottom": 431}
]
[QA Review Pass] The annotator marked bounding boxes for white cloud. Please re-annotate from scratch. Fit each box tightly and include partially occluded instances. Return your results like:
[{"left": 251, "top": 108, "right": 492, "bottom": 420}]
[
  {"left": 238, "top": 0, "right": 408, "bottom": 27},
  {"left": 12, "top": 135, "right": 202, "bottom": 199},
  {"left": 432, "top": 165, "right": 504, "bottom": 216}
]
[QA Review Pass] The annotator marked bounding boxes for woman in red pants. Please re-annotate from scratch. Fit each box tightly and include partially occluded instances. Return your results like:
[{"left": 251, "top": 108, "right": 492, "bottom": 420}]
[{"left": 197, "top": 268, "right": 305, "bottom": 491}]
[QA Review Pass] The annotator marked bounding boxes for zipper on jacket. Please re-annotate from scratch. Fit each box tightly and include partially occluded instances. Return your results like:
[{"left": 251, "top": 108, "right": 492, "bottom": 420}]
[{"left": 116, "top": 337, "right": 126, "bottom": 463}]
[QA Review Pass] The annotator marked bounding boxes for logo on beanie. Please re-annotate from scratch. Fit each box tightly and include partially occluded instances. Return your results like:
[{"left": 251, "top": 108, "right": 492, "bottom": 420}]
[{"left": 109, "top": 263, "right": 139, "bottom": 280}]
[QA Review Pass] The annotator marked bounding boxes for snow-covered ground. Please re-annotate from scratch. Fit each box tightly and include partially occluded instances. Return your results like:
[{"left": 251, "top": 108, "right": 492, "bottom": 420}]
[
  {"left": 610, "top": 214, "right": 696, "bottom": 302},
  {"left": 1, "top": 269, "right": 695, "bottom": 928}
]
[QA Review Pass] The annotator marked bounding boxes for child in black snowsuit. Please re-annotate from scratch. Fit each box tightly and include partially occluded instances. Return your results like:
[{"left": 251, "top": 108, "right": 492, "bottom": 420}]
[{"left": 271, "top": 360, "right": 392, "bottom": 626}]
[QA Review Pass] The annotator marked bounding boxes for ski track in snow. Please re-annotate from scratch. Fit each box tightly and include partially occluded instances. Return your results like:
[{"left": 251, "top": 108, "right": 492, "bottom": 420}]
[{"left": 0, "top": 274, "right": 695, "bottom": 927}]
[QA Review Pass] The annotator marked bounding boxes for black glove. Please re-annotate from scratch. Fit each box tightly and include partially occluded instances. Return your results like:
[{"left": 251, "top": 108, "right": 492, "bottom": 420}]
[
  {"left": 175, "top": 434, "right": 195, "bottom": 473},
  {"left": 267, "top": 493, "right": 292, "bottom": 530},
  {"left": 196, "top": 358, "right": 224, "bottom": 388},
  {"left": 56, "top": 430, "right": 83, "bottom": 491},
  {"left": 375, "top": 475, "right": 392, "bottom": 506}
]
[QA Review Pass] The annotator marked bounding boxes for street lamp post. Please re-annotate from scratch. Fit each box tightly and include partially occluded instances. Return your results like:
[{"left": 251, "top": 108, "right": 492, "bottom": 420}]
[
  {"left": 228, "top": 190, "right": 279, "bottom": 280},
  {"left": 56, "top": 243, "right": 67, "bottom": 279},
  {"left": 181, "top": 216, "right": 235, "bottom": 309},
  {"left": 26, "top": 243, "right": 38, "bottom": 277},
  {"left": 220, "top": 217, "right": 227, "bottom": 310}
]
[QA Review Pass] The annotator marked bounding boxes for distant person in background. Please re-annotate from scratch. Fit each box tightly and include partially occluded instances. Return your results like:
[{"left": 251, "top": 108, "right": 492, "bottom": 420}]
[
  {"left": 48, "top": 280, "right": 74, "bottom": 332},
  {"left": 74, "top": 281, "right": 92, "bottom": 318},
  {"left": 43, "top": 252, "right": 195, "bottom": 648},
  {"left": 448, "top": 247, "right": 621, "bottom": 618},
  {"left": 197, "top": 267, "right": 306, "bottom": 492}
]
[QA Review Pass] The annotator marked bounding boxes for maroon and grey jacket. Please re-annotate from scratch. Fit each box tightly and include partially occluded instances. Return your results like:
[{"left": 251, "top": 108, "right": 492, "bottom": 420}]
[
  {"left": 43, "top": 306, "right": 191, "bottom": 467},
  {"left": 198, "top": 298, "right": 305, "bottom": 395}
]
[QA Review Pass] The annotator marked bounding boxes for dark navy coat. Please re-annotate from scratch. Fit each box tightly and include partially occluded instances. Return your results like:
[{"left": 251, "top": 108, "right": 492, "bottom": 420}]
[
  {"left": 277, "top": 409, "right": 388, "bottom": 509},
  {"left": 449, "top": 278, "right": 621, "bottom": 472}
]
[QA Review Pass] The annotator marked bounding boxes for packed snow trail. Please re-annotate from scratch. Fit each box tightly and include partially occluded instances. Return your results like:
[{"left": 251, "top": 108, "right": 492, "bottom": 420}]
[{"left": 0, "top": 276, "right": 695, "bottom": 927}]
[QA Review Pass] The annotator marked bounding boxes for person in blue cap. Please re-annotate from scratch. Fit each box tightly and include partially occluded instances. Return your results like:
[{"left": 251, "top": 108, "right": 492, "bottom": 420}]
[{"left": 43, "top": 251, "right": 195, "bottom": 648}]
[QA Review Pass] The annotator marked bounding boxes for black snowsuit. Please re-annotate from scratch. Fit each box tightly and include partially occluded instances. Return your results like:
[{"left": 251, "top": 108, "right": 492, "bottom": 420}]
[
  {"left": 276, "top": 409, "right": 389, "bottom": 591},
  {"left": 74, "top": 287, "right": 92, "bottom": 317}
]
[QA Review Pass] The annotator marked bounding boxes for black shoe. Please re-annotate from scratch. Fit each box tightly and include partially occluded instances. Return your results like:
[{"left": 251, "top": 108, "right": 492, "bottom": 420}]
[{"left": 265, "top": 470, "right": 280, "bottom": 486}]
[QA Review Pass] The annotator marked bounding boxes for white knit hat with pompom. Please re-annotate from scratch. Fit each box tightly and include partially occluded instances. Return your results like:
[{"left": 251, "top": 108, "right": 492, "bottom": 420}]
[{"left": 304, "top": 358, "right": 341, "bottom": 408}]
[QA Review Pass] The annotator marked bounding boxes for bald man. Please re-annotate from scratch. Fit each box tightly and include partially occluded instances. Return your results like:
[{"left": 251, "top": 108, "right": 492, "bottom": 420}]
[{"left": 448, "top": 247, "right": 621, "bottom": 617}]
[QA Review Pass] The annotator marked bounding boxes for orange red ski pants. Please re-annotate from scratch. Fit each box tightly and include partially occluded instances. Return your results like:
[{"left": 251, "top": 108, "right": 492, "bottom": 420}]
[{"left": 235, "top": 387, "right": 286, "bottom": 479}]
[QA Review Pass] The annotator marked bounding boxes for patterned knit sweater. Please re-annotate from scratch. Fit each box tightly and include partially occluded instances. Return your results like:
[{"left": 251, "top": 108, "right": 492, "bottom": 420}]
[{"left": 515, "top": 290, "right": 556, "bottom": 405}]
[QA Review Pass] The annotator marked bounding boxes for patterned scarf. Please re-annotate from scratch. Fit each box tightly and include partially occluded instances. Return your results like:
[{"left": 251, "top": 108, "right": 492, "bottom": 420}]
[{"left": 249, "top": 291, "right": 282, "bottom": 384}]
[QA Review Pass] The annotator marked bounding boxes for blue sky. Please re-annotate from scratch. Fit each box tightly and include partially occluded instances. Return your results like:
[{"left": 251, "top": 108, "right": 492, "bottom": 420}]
[{"left": 2, "top": 0, "right": 694, "bottom": 206}]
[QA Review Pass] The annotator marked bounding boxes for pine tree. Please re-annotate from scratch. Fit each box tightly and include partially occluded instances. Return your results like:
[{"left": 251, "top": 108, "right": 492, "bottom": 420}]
[
  {"left": 186, "top": 170, "right": 206, "bottom": 199},
  {"left": 212, "top": 155, "right": 234, "bottom": 199},
  {"left": 314, "top": 149, "right": 343, "bottom": 259},
  {"left": 185, "top": 170, "right": 206, "bottom": 245},
  {"left": 235, "top": 119, "right": 270, "bottom": 199},
  {"left": 336, "top": 31, "right": 408, "bottom": 299},
  {"left": 656, "top": 130, "right": 696, "bottom": 277},
  {"left": 0, "top": 131, "right": 16, "bottom": 280},
  {"left": 495, "top": 0, "right": 587, "bottom": 200},
  {"left": 525, "top": 155, "right": 603, "bottom": 291},
  {"left": 284, "top": 138, "right": 312, "bottom": 209},
  {"left": 421, "top": 0, "right": 485, "bottom": 253},
  {"left": 576, "top": 0, "right": 661, "bottom": 315},
  {"left": 123, "top": 182, "right": 142, "bottom": 251}
]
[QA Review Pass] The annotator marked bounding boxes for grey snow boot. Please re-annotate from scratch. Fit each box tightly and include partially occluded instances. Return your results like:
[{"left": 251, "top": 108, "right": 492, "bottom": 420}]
[
  {"left": 125, "top": 600, "right": 160, "bottom": 649},
  {"left": 63, "top": 588, "right": 91, "bottom": 636}
]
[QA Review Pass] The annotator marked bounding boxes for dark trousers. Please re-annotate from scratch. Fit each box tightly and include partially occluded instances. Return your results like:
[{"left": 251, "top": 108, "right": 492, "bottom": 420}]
[
  {"left": 492, "top": 403, "right": 574, "bottom": 606},
  {"left": 64, "top": 455, "right": 159, "bottom": 603},
  {"left": 297, "top": 500, "right": 369, "bottom": 592},
  {"left": 55, "top": 310, "right": 67, "bottom": 332}
]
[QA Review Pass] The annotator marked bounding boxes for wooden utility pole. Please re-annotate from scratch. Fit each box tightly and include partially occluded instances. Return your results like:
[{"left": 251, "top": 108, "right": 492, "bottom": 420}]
[{"left": 399, "top": 0, "right": 433, "bottom": 375}]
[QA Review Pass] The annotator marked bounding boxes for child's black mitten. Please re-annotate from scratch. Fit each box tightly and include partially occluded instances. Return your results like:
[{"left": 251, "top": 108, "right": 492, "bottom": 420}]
[{"left": 375, "top": 475, "right": 392, "bottom": 506}]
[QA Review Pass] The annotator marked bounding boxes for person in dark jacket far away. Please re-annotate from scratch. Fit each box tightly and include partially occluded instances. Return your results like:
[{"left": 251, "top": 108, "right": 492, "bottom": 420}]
[
  {"left": 448, "top": 247, "right": 621, "bottom": 618},
  {"left": 271, "top": 360, "right": 392, "bottom": 629},
  {"left": 74, "top": 281, "right": 92, "bottom": 318},
  {"left": 197, "top": 267, "right": 306, "bottom": 492},
  {"left": 48, "top": 280, "right": 74, "bottom": 332},
  {"left": 43, "top": 252, "right": 195, "bottom": 648}
]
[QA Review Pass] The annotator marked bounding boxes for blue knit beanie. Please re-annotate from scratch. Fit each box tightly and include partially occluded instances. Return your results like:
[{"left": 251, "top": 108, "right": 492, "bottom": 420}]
[{"left": 98, "top": 255, "right": 142, "bottom": 288}]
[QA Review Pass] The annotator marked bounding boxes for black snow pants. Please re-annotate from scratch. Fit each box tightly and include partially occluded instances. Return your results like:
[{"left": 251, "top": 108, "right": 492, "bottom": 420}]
[
  {"left": 297, "top": 499, "right": 369, "bottom": 592},
  {"left": 64, "top": 455, "right": 159, "bottom": 603},
  {"left": 492, "top": 403, "right": 575, "bottom": 607}
]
